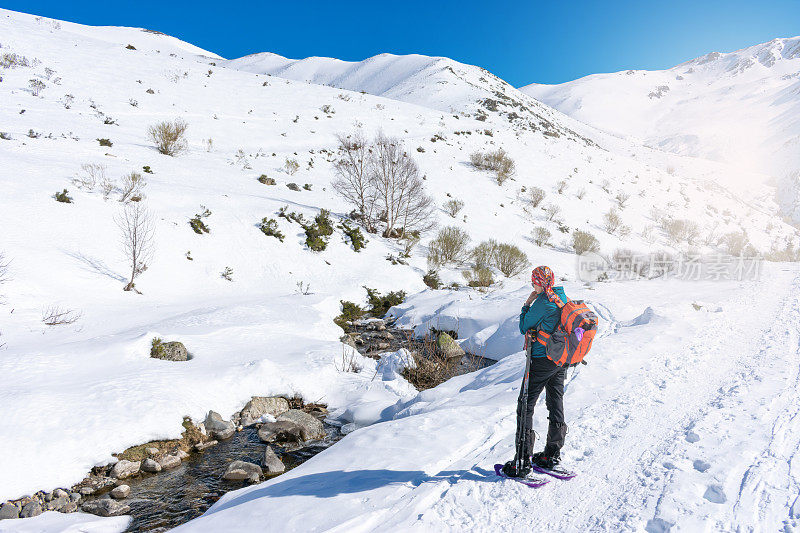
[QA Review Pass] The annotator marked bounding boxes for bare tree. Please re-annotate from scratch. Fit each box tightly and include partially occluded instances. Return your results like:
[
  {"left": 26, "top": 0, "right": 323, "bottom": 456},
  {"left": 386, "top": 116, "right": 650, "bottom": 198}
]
[
  {"left": 332, "top": 132, "right": 377, "bottom": 232},
  {"left": 371, "top": 133, "right": 434, "bottom": 237},
  {"left": 115, "top": 202, "right": 155, "bottom": 293},
  {"left": 41, "top": 305, "right": 82, "bottom": 326}
]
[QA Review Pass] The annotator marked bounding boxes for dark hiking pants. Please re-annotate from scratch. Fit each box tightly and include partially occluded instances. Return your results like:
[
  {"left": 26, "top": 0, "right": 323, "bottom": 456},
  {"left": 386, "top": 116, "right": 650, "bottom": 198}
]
[{"left": 516, "top": 356, "right": 568, "bottom": 460}]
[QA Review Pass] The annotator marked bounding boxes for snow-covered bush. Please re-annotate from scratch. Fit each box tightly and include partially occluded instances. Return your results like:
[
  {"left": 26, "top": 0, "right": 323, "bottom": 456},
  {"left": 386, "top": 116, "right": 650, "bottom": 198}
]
[
  {"left": 572, "top": 229, "right": 600, "bottom": 255},
  {"left": 427, "top": 226, "right": 471, "bottom": 267},
  {"left": 259, "top": 218, "right": 284, "bottom": 242},
  {"left": 148, "top": 118, "right": 188, "bottom": 156},
  {"left": 721, "top": 231, "right": 752, "bottom": 256},
  {"left": 365, "top": 287, "right": 405, "bottom": 317},
  {"left": 286, "top": 182, "right": 301, "bottom": 191},
  {"left": 258, "top": 174, "right": 275, "bottom": 185},
  {"left": 0, "top": 52, "right": 30, "bottom": 68},
  {"left": 97, "top": 138, "right": 112, "bottom": 147},
  {"left": 304, "top": 209, "right": 334, "bottom": 252},
  {"left": 526, "top": 186, "right": 546, "bottom": 208},
  {"left": 532, "top": 227, "right": 551, "bottom": 246},
  {"left": 340, "top": 221, "right": 366, "bottom": 252},
  {"left": 334, "top": 300, "right": 365, "bottom": 330},
  {"left": 443, "top": 198, "right": 465, "bottom": 218},
  {"left": 603, "top": 208, "right": 623, "bottom": 234},
  {"left": 493, "top": 243, "right": 529, "bottom": 277},
  {"left": 28, "top": 79, "right": 45, "bottom": 96}
]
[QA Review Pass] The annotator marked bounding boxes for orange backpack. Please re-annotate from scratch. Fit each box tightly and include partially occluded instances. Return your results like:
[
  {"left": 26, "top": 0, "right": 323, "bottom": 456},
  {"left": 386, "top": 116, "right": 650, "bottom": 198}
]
[{"left": 526, "top": 299, "right": 598, "bottom": 366}]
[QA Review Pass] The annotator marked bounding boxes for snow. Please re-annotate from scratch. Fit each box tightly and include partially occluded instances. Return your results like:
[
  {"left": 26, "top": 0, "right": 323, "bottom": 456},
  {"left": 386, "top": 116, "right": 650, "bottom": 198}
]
[
  {"left": 1, "top": 6, "right": 799, "bottom": 532},
  {"left": 0, "top": 512, "right": 128, "bottom": 533},
  {"left": 521, "top": 36, "right": 800, "bottom": 215}
]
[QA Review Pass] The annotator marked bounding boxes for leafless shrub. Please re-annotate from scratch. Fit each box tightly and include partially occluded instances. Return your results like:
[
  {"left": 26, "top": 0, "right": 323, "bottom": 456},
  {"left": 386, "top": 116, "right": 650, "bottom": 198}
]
[
  {"left": 427, "top": 226, "right": 471, "bottom": 268},
  {"left": 147, "top": 118, "right": 188, "bottom": 156},
  {"left": 470, "top": 148, "right": 515, "bottom": 184},
  {"left": 115, "top": 202, "right": 155, "bottom": 293},
  {"left": 1, "top": 52, "right": 31, "bottom": 68},
  {"left": 600, "top": 179, "right": 611, "bottom": 193},
  {"left": 463, "top": 265, "right": 494, "bottom": 288},
  {"left": 526, "top": 186, "right": 546, "bottom": 208},
  {"left": 532, "top": 227, "right": 551, "bottom": 246},
  {"left": 721, "top": 231, "right": 751, "bottom": 256},
  {"left": 28, "top": 79, "right": 45, "bottom": 96},
  {"left": 666, "top": 165, "right": 676, "bottom": 175},
  {"left": 284, "top": 158, "right": 299, "bottom": 175},
  {"left": 72, "top": 163, "right": 106, "bottom": 190},
  {"left": 470, "top": 239, "right": 498, "bottom": 268},
  {"left": 100, "top": 176, "right": 117, "bottom": 200},
  {"left": 544, "top": 204, "right": 561, "bottom": 221},
  {"left": 335, "top": 345, "right": 362, "bottom": 373},
  {"left": 603, "top": 208, "right": 623, "bottom": 234},
  {"left": 556, "top": 179, "right": 568, "bottom": 194},
  {"left": 493, "top": 243, "right": 529, "bottom": 277},
  {"left": 572, "top": 229, "right": 600, "bottom": 255},
  {"left": 41, "top": 305, "right": 82, "bottom": 326},
  {"left": 661, "top": 218, "right": 700, "bottom": 244},
  {"left": 443, "top": 199, "right": 465, "bottom": 218},
  {"left": 204, "top": 138, "right": 213, "bottom": 152},
  {"left": 119, "top": 171, "right": 146, "bottom": 202},
  {"left": 575, "top": 187, "right": 586, "bottom": 200},
  {"left": 615, "top": 192, "right": 630, "bottom": 209}
]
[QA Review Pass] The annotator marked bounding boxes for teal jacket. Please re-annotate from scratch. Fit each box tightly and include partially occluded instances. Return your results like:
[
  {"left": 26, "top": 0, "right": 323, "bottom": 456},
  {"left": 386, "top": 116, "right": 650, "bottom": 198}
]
[{"left": 519, "top": 286, "right": 567, "bottom": 357}]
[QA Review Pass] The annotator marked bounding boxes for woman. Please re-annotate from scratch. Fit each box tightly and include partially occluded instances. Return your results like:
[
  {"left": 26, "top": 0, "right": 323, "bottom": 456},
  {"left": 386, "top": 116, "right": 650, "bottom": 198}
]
[{"left": 502, "top": 266, "right": 569, "bottom": 478}]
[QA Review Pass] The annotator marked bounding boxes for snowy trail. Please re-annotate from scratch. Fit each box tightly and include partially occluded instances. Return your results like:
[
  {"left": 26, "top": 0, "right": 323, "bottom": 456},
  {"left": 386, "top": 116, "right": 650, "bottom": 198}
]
[{"left": 174, "top": 266, "right": 800, "bottom": 532}]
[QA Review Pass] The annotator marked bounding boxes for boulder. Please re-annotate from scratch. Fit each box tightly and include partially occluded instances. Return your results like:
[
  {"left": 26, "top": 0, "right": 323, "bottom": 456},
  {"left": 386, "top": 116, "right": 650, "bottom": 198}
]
[
  {"left": 69, "top": 492, "right": 81, "bottom": 503},
  {"left": 151, "top": 341, "right": 188, "bottom": 361},
  {"left": 158, "top": 454, "right": 181, "bottom": 470},
  {"left": 366, "top": 320, "right": 386, "bottom": 331},
  {"left": 110, "top": 459, "right": 140, "bottom": 480},
  {"left": 45, "top": 495, "right": 70, "bottom": 511},
  {"left": 53, "top": 489, "right": 68, "bottom": 499},
  {"left": 257, "top": 420, "right": 303, "bottom": 443},
  {"left": 19, "top": 501, "right": 42, "bottom": 518},
  {"left": 110, "top": 485, "right": 130, "bottom": 499},
  {"left": 239, "top": 397, "right": 290, "bottom": 426},
  {"left": 75, "top": 476, "right": 115, "bottom": 496},
  {"left": 340, "top": 334, "right": 358, "bottom": 350},
  {"left": 141, "top": 458, "right": 162, "bottom": 473},
  {"left": 263, "top": 447, "right": 285, "bottom": 474},
  {"left": 0, "top": 503, "right": 19, "bottom": 519},
  {"left": 145, "top": 447, "right": 159, "bottom": 456},
  {"left": 276, "top": 409, "right": 326, "bottom": 441},
  {"left": 436, "top": 332, "right": 465, "bottom": 358},
  {"left": 204, "top": 411, "right": 235, "bottom": 440},
  {"left": 176, "top": 449, "right": 190, "bottom": 460},
  {"left": 81, "top": 498, "right": 130, "bottom": 517},
  {"left": 222, "top": 461, "right": 262, "bottom": 483}
]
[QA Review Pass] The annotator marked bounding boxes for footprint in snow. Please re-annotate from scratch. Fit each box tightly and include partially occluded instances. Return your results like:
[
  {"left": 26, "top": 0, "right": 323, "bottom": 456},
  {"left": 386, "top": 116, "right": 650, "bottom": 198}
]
[
  {"left": 686, "top": 431, "right": 700, "bottom": 443},
  {"left": 703, "top": 484, "right": 727, "bottom": 504},
  {"left": 693, "top": 459, "right": 711, "bottom": 472}
]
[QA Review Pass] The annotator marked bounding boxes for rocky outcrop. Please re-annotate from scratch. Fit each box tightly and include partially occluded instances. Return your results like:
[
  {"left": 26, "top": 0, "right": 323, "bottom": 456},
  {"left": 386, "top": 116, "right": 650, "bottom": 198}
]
[
  {"left": 276, "top": 409, "right": 326, "bottom": 441},
  {"left": 158, "top": 454, "right": 181, "bottom": 470},
  {"left": 110, "top": 459, "right": 140, "bottom": 480},
  {"left": 0, "top": 503, "right": 19, "bottom": 519},
  {"left": 239, "top": 397, "right": 290, "bottom": 426},
  {"left": 19, "top": 501, "right": 42, "bottom": 518},
  {"left": 204, "top": 411, "right": 235, "bottom": 440},
  {"left": 81, "top": 498, "right": 130, "bottom": 517},
  {"left": 222, "top": 461, "right": 262, "bottom": 483},
  {"left": 263, "top": 447, "right": 285, "bottom": 474}
]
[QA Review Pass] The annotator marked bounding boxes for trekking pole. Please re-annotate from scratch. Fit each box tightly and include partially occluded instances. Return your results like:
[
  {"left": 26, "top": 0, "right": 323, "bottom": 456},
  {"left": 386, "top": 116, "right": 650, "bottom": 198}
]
[{"left": 514, "top": 330, "right": 533, "bottom": 474}]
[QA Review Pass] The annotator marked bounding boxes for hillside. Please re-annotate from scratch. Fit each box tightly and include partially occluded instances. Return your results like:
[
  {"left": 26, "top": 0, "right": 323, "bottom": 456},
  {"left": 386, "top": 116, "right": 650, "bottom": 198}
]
[
  {"left": 1, "top": 7, "right": 799, "bottom": 532},
  {"left": 521, "top": 37, "right": 800, "bottom": 220}
]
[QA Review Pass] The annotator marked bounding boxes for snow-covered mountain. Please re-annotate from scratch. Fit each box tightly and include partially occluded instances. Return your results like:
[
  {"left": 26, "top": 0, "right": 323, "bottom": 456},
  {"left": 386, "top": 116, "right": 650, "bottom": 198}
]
[
  {"left": 2, "top": 7, "right": 800, "bottom": 532},
  {"left": 226, "top": 52, "right": 595, "bottom": 143},
  {"left": 521, "top": 37, "right": 800, "bottom": 219}
]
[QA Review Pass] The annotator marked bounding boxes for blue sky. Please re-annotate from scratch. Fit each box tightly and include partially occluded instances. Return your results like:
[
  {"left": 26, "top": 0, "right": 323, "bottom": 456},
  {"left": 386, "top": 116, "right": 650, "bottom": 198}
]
[{"left": 4, "top": 0, "right": 799, "bottom": 85}]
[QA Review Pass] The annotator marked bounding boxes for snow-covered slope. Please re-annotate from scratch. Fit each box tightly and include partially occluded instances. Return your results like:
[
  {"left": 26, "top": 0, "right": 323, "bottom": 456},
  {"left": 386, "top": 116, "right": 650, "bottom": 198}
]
[
  {"left": 1, "top": 6, "right": 800, "bottom": 532},
  {"left": 521, "top": 37, "right": 800, "bottom": 217},
  {"left": 226, "top": 52, "right": 595, "bottom": 143}
]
